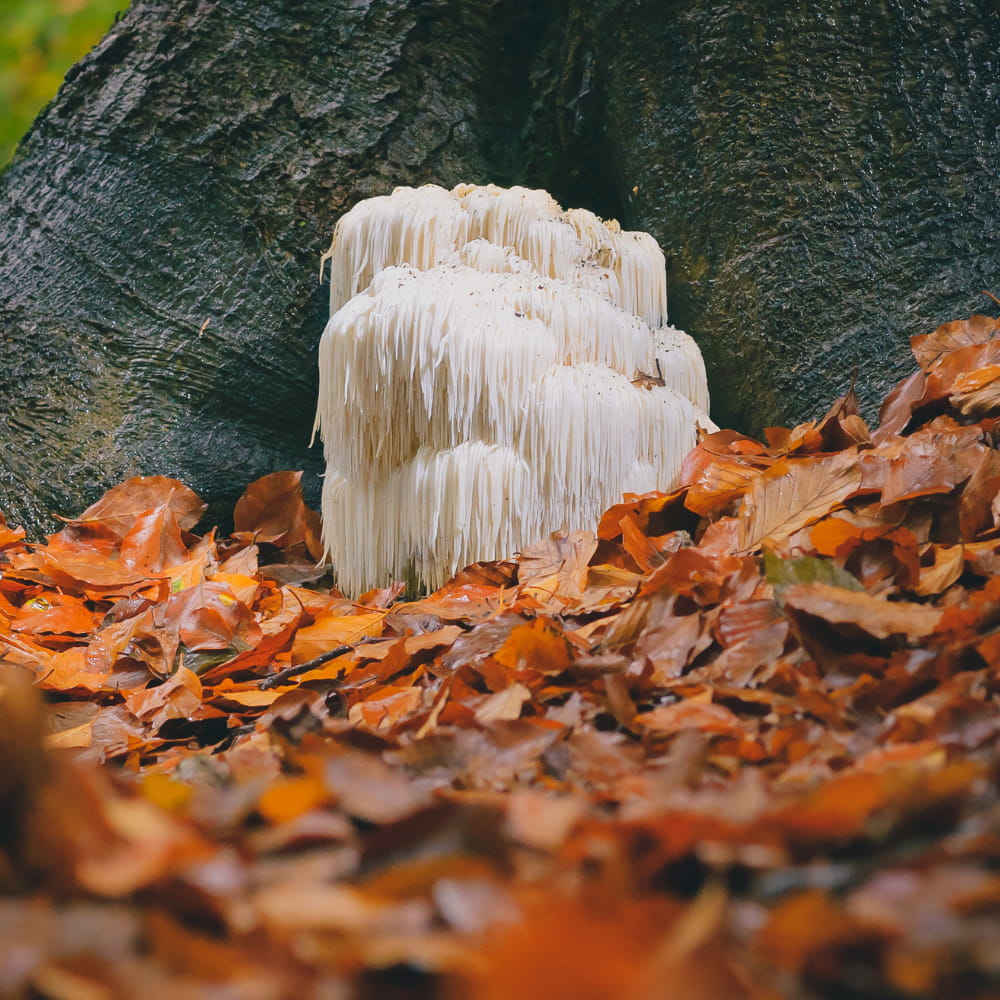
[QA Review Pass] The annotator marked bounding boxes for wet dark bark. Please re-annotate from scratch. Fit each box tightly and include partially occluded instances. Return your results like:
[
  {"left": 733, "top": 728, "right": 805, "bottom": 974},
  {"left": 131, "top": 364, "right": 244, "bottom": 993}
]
[{"left": 1, "top": 0, "right": 997, "bottom": 536}]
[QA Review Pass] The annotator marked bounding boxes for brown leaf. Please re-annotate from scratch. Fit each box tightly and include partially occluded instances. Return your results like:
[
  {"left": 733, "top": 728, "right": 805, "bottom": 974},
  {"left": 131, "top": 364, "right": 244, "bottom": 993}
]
[
  {"left": 518, "top": 530, "right": 597, "bottom": 602},
  {"left": 634, "top": 699, "right": 745, "bottom": 737},
  {"left": 910, "top": 314, "right": 1000, "bottom": 369},
  {"left": 68, "top": 477, "right": 205, "bottom": 539},
  {"left": 812, "top": 386, "right": 871, "bottom": 452},
  {"left": 757, "top": 890, "right": 868, "bottom": 975},
  {"left": 11, "top": 597, "right": 96, "bottom": 637},
  {"left": 914, "top": 545, "right": 965, "bottom": 597},
  {"left": 163, "top": 581, "right": 262, "bottom": 652},
  {"left": 474, "top": 683, "right": 532, "bottom": 723},
  {"left": 873, "top": 369, "right": 927, "bottom": 443},
  {"left": 950, "top": 364, "right": 1000, "bottom": 419},
  {"left": 680, "top": 430, "right": 773, "bottom": 517},
  {"left": 869, "top": 418, "right": 986, "bottom": 507},
  {"left": 289, "top": 609, "right": 386, "bottom": 663},
  {"left": 630, "top": 596, "right": 703, "bottom": 683},
  {"left": 958, "top": 445, "right": 1000, "bottom": 540},
  {"left": 922, "top": 339, "right": 1000, "bottom": 409},
  {"left": 597, "top": 490, "right": 690, "bottom": 542},
  {"left": 737, "top": 449, "right": 863, "bottom": 553},
  {"left": 324, "top": 751, "right": 430, "bottom": 823},
  {"left": 119, "top": 504, "right": 190, "bottom": 574},
  {"left": 125, "top": 667, "right": 203, "bottom": 730},
  {"left": 232, "top": 471, "right": 323, "bottom": 561},
  {"left": 781, "top": 582, "right": 943, "bottom": 641}
]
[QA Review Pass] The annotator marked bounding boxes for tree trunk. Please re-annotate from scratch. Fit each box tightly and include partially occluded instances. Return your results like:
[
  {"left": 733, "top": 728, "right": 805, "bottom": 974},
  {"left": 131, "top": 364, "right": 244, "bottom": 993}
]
[{"left": 1, "top": 0, "right": 997, "bottom": 536}]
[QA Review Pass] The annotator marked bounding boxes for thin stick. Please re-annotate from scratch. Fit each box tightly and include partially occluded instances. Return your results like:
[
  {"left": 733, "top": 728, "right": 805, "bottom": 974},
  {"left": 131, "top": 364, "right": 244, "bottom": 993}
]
[{"left": 259, "top": 644, "right": 352, "bottom": 689}]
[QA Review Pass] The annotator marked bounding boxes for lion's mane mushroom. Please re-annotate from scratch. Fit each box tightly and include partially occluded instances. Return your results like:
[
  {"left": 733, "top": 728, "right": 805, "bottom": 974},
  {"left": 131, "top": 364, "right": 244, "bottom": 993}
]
[{"left": 315, "top": 184, "right": 715, "bottom": 595}]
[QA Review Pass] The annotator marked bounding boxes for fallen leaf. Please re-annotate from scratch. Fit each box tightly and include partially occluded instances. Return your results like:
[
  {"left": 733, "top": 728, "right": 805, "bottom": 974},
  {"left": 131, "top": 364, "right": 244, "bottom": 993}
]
[
  {"left": 781, "top": 583, "right": 943, "bottom": 641},
  {"left": 910, "top": 314, "right": 1000, "bottom": 369},
  {"left": 493, "top": 618, "right": 572, "bottom": 676},
  {"left": 67, "top": 477, "right": 205, "bottom": 539},
  {"left": 737, "top": 450, "right": 863, "bottom": 553},
  {"left": 474, "top": 683, "right": 532, "bottom": 723},
  {"left": 232, "top": 471, "right": 324, "bottom": 561}
]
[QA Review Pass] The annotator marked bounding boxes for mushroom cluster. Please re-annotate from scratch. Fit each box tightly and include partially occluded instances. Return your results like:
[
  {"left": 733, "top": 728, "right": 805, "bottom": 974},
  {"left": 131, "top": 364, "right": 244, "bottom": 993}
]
[{"left": 315, "top": 184, "right": 714, "bottom": 595}]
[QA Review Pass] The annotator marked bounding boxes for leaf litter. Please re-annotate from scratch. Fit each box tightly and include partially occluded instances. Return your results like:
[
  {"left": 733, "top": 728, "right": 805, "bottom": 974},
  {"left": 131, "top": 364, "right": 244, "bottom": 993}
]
[{"left": 4, "top": 317, "right": 1000, "bottom": 997}]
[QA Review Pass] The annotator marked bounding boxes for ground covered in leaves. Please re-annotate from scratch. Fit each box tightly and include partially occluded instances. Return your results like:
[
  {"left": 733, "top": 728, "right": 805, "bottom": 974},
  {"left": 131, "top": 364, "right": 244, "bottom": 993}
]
[{"left": 4, "top": 316, "right": 1000, "bottom": 999}]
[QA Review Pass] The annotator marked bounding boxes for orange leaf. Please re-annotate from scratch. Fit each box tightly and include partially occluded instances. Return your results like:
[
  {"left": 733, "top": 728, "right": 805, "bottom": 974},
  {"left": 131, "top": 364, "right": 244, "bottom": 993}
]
[
  {"left": 125, "top": 667, "right": 203, "bottom": 729},
  {"left": 494, "top": 618, "right": 572, "bottom": 675},
  {"left": 597, "top": 490, "right": 689, "bottom": 541},
  {"left": 11, "top": 599, "right": 96, "bottom": 637},
  {"left": 257, "top": 774, "right": 330, "bottom": 823},
  {"left": 289, "top": 610, "right": 386, "bottom": 663},
  {"left": 164, "top": 582, "right": 261, "bottom": 652},
  {"left": 347, "top": 684, "right": 423, "bottom": 731},
  {"left": 518, "top": 530, "right": 597, "bottom": 600},
  {"left": 680, "top": 429, "right": 772, "bottom": 517},
  {"left": 36, "top": 646, "right": 113, "bottom": 693},
  {"left": 757, "top": 891, "right": 864, "bottom": 973},
  {"left": 910, "top": 314, "right": 1000, "bottom": 369},
  {"left": 119, "top": 504, "right": 190, "bottom": 574},
  {"left": 870, "top": 419, "right": 985, "bottom": 507},
  {"left": 950, "top": 363, "right": 1000, "bottom": 418},
  {"left": 474, "top": 682, "right": 532, "bottom": 723}
]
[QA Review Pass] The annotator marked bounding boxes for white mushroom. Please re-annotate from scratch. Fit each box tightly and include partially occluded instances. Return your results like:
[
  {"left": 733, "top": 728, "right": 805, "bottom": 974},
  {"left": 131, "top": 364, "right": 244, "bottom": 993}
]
[{"left": 315, "top": 184, "right": 714, "bottom": 595}]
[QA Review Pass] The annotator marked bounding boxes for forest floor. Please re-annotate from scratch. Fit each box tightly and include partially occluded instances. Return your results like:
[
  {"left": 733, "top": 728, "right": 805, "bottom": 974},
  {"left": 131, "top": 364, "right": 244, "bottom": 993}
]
[{"left": 3, "top": 315, "right": 1000, "bottom": 999}]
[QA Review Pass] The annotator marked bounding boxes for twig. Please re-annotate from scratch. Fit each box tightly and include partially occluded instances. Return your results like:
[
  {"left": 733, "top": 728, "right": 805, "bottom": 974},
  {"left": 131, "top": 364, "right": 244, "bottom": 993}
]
[{"left": 259, "top": 644, "right": 352, "bottom": 689}]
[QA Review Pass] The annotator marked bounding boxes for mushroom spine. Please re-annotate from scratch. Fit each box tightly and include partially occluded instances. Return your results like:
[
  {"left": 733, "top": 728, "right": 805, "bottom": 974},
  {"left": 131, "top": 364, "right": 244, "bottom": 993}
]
[{"left": 316, "top": 183, "right": 714, "bottom": 595}]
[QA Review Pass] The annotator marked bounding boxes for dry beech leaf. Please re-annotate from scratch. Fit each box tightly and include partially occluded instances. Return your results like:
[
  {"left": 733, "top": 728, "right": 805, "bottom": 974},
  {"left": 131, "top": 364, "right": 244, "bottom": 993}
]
[
  {"left": 873, "top": 419, "right": 986, "bottom": 507},
  {"left": 781, "top": 582, "right": 943, "bottom": 641},
  {"left": 68, "top": 476, "right": 205, "bottom": 539},
  {"left": 680, "top": 429, "right": 773, "bottom": 517},
  {"left": 910, "top": 314, "right": 1000, "bottom": 369},
  {"left": 232, "top": 470, "right": 323, "bottom": 561},
  {"left": 874, "top": 369, "right": 927, "bottom": 443},
  {"left": 950, "top": 363, "right": 1000, "bottom": 418},
  {"left": 737, "top": 448, "right": 863, "bottom": 553},
  {"left": 119, "top": 505, "right": 190, "bottom": 574},
  {"left": 493, "top": 618, "right": 572, "bottom": 675},
  {"left": 474, "top": 683, "right": 532, "bottom": 723},
  {"left": 518, "top": 530, "right": 597, "bottom": 598},
  {"left": 634, "top": 699, "right": 745, "bottom": 737}
]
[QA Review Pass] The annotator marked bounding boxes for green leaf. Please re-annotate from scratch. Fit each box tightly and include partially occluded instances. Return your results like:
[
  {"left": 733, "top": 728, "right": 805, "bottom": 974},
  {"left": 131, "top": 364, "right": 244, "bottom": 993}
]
[{"left": 763, "top": 548, "right": 864, "bottom": 595}]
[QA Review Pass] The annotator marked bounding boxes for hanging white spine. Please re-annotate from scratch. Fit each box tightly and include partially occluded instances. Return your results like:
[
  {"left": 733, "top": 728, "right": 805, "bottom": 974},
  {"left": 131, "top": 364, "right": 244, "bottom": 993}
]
[{"left": 316, "top": 183, "right": 715, "bottom": 595}]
